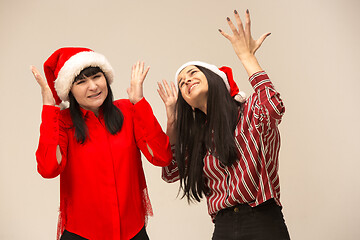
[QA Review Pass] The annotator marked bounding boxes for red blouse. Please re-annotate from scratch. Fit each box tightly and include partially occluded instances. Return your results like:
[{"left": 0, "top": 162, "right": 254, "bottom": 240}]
[{"left": 36, "top": 98, "right": 172, "bottom": 240}]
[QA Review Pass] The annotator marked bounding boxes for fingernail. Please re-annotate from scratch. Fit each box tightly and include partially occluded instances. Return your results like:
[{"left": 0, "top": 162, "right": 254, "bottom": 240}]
[
  {"left": 227, "top": 17, "right": 230, "bottom": 21},
  {"left": 218, "top": 29, "right": 222, "bottom": 32},
  {"left": 267, "top": 33, "right": 271, "bottom": 36},
  {"left": 234, "top": 10, "right": 238, "bottom": 14},
  {"left": 246, "top": 9, "right": 249, "bottom": 14}
]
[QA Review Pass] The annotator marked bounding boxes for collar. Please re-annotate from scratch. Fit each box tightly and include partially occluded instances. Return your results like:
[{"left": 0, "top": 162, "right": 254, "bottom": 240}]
[{"left": 79, "top": 106, "right": 104, "bottom": 119}]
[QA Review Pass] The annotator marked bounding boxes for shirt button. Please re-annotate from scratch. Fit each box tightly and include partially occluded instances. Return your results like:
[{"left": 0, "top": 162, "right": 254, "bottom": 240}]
[{"left": 234, "top": 207, "right": 239, "bottom": 213}]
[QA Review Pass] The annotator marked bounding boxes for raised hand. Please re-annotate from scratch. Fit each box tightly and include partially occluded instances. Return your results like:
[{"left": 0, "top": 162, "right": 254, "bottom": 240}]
[
  {"left": 31, "top": 65, "right": 55, "bottom": 106},
  {"left": 157, "top": 80, "right": 178, "bottom": 124},
  {"left": 219, "top": 9, "right": 270, "bottom": 76},
  {"left": 157, "top": 80, "right": 178, "bottom": 144},
  {"left": 219, "top": 9, "right": 270, "bottom": 60},
  {"left": 128, "top": 61, "right": 150, "bottom": 104}
]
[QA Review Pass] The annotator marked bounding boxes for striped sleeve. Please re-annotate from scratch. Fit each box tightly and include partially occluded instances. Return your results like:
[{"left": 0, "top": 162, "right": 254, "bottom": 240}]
[
  {"left": 249, "top": 71, "right": 285, "bottom": 129},
  {"left": 161, "top": 145, "right": 180, "bottom": 183}
]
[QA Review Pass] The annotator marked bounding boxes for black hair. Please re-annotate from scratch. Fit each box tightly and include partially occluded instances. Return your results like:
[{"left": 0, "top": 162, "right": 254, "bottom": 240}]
[
  {"left": 69, "top": 67, "right": 123, "bottom": 143},
  {"left": 175, "top": 65, "right": 243, "bottom": 202}
]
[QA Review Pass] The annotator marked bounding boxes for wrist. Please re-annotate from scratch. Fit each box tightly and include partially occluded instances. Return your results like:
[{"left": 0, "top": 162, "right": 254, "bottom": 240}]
[
  {"left": 43, "top": 99, "right": 55, "bottom": 106},
  {"left": 238, "top": 55, "right": 263, "bottom": 77},
  {"left": 130, "top": 96, "right": 143, "bottom": 105},
  {"left": 237, "top": 53, "right": 256, "bottom": 62},
  {"left": 167, "top": 119, "right": 176, "bottom": 128},
  {"left": 166, "top": 123, "right": 176, "bottom": 145}
]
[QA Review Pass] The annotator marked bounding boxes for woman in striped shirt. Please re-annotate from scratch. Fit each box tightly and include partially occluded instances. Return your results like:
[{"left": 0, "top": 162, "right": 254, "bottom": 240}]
[{"left": 157, "top": 9, "right": 290, "bottom": 239}]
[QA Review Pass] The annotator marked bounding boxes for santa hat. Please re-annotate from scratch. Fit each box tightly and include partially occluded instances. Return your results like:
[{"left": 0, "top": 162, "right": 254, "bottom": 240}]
[
  {"left": 174, "top": 61, "right": 246, "bottom": 103},
  {"left": 43, "top": 47, "right": 114, "bottom": 107}
]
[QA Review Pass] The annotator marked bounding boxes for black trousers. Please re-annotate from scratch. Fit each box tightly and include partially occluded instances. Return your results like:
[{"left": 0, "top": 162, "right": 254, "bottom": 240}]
[
  {"left": 60, "top": 225, "right": 149, "bottom": 240},
  {"left": 212, "top": 199, "right": 290, "bottom": 240}
]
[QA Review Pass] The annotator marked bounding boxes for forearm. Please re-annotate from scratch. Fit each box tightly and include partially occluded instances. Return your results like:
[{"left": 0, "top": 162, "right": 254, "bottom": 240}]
[
  {"left": 36, "top": 105, "right": 65, "bottom": 178},
  {"left": 238, "top": 54, "right": 263, "bottom": 77},
  {"left": 166, "top": 121, "right": 176, "bottom": 145},
  {"left": 249, "top": 71, "right": 285, "bottom": 128},
  {"left": 36, "top": 143, "right": 62, "bottom": 178},
  {"left": 133, "top": 98, "right": 172, "bottom": 166}
]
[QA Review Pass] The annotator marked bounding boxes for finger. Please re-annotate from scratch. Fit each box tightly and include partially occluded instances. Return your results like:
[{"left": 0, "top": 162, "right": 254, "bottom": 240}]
[
  {"left": 135, "top": 61, "right": 140, "bottom": 75},
  {"left": 218, "top": 29, "right": 232, "bottom": 40},
  {"left": 140, "top": 61, "right": 145, "bottom": 73},
  {"left": 163, "top": 80, "right": 173, "bottom": 97},
  {"left": 142, "top": 65, "right": 150, "bottom": 80},
  {"left": 233, "top": 10, "right": 245, "bottom": 37},
  {"left": 136, "top": 61, "right": 141, "bottom": 79},
  {"left": 157, "top": 81, "right": 167, "bottom": 96},
  {"left": 131, "top": 64, "right": 136, "bottom": 82},
  {"left": 244, "top": 9, "right": 251, "bottom": 40},
  {"left": 157, "top": 89, "right": 168, "bottom": 104},
  {"left": 157, "top": 83, "right": 167, "bottom": 102},
  {"left": 31, "top": 65, "right": 41, "bottom": 81},
  {"left": 170, "top": 81, "right": 178, "bottom": 98},
  {"left": 31, "top": 65, "right": 47, "bottom": 88},
  {"left": 226, "top": 16, "right": 240, "bottom": 36},
  {"left": 137, "top": 60, "right": 140, "bottom": 69},
  {"left": 255, "top": 32, "right": 271, "bottom": 50}
]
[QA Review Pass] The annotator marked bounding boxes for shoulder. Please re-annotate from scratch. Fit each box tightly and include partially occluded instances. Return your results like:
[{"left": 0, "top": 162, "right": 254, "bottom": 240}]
[
  {"left": 59, "top": 108, "right": 73, "bottom": 126},
  {"left": 113, "top": 99, "right": 133, "bottom": 113}
]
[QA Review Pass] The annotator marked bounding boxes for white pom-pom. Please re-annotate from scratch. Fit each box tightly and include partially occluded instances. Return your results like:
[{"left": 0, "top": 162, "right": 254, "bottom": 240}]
[
  {"left": 59, "top": 101, "right": 69, "bottom": 110},
  {"left": 234, "top": 91, "right": 246, "bottom": 103}
]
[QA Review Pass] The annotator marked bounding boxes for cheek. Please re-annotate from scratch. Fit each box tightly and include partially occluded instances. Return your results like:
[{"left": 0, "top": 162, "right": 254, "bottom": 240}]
[
  {"left": 180, "top": 89, "right": 191, "bottom": 103},
  {"left": 204, "top": 82, "right": 209, "bottom": 92},
  {"left": 180, "top": 94, "right": 194, "bottom": 107},
  {"left": 102, "top": 84, "right": 109, "bottom": 97},
  {"left": 70, "top": 87, "right": 85, "bottom": 102}
]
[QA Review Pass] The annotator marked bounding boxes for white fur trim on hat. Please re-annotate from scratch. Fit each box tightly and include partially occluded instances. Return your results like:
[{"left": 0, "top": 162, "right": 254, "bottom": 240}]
[
  {"left": 55, "top": 51, "right": 114, "bottom": 102},
  {"left": 174, "top": 61, "right": 230, "bottom": 91}
]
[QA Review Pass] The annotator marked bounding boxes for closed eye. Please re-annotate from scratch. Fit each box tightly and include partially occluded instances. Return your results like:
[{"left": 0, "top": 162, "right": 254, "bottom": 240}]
[
  {"left": 75, "top": 80, "right": 85, "bottom": 85},
  {"left": 92, "top": 73, "right": 101, "bottom": 79},
  {"left": 178, "top": 77, "right": 184, "bottom": 88}
]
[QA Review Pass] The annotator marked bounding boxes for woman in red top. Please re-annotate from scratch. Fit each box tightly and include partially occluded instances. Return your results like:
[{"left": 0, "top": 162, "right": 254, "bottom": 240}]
[
  {"left": 158, "top": 10, "right": 290, "bottom": 239},
  {"left": 31, "top": 47, "right": 172, "bottom": 240}
]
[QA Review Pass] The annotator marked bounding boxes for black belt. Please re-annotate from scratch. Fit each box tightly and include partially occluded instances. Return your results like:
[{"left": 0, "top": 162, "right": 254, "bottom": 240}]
[{"left": 219, "top": 198, "right": 277, "bottom": 213}]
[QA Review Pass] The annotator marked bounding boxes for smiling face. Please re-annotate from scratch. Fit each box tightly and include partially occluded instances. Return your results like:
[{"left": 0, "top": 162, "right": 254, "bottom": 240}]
[
  {"left": 177, "top": 65, "right": 209, "bottom": 113},
  {"left": 70, "top": 71, "right": 108, "bottom": 115}
]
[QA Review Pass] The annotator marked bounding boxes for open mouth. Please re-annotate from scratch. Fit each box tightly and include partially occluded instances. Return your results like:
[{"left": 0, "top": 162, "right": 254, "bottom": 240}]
[
  {"left": 188, "top": 83, "right": 199, "bottom": 94},
  {"left": 88, "top": 92, "right": 101, "bottom": 98}
]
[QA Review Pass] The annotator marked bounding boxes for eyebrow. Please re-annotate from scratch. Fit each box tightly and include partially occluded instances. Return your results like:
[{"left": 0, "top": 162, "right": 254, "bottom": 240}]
[
  {"left": 186, "top": 68, "right": 195, "bottom": 74},
  {"left": 178, "top": 68, "right": 196, "bottom": 84}
]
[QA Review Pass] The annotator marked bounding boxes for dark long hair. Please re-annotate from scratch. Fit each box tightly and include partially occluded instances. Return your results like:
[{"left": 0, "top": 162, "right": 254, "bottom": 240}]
[
  {"left": 69, "top": 67, "right": 123, "bottom": 143},
  {"left": 175, "top": 65, "right": 243, "bottom": 202}
]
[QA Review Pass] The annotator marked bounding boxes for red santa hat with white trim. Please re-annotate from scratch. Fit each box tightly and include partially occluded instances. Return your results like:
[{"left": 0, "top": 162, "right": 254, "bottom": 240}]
[
  {"left": 43, "top": 47, "right": 114, "bottom": 108},
  {"left": 174, "top": 61, "right": 246, "bottom": 103}
]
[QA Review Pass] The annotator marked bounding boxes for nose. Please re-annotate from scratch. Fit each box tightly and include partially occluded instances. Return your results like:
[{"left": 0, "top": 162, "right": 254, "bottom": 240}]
[
  {"left": 184, "top": 77, "right": 192, "bottom": 85},
  {"left": 88, "top": 79, "right": 98, "bottom": 91}
]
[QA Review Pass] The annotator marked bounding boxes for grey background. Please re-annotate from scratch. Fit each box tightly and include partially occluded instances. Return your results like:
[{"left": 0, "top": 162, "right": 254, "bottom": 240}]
[{"left": 0, "top": 0, "right": 359, "bottom": 239}]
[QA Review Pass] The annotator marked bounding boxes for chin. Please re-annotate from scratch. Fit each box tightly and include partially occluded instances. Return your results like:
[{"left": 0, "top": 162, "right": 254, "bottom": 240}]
[{"left": 91, "top": 99, "right": 105, "bottom": 108}]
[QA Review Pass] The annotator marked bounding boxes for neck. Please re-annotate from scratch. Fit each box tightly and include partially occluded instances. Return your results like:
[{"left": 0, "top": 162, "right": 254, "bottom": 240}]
[
  {"left": 198, "top": 102, "right": 207, "bottom": 114},
  {"left": 193, "top": 93, "right": 208, "bottom": 114}
]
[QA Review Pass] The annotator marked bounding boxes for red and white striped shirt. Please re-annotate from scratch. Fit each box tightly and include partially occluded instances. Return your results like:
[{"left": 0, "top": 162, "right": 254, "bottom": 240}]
[{"left": 162, "top": 71, "right": 285, "bottom": 221}]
